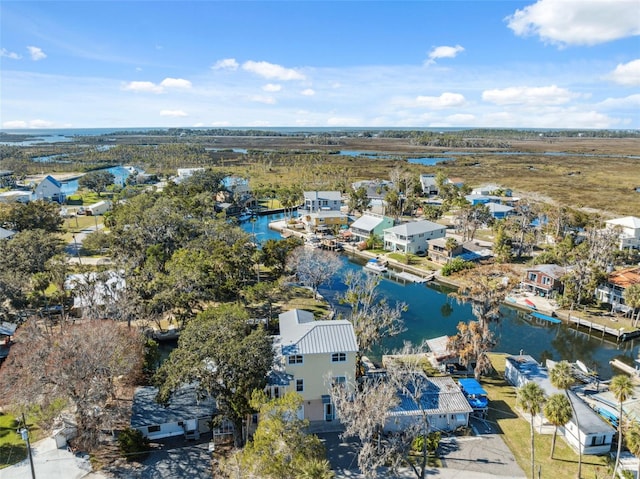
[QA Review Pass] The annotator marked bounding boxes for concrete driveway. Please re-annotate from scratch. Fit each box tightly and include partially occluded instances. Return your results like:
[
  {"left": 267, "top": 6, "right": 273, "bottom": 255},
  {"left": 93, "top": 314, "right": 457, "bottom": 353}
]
[{"left": 318, "top": 421, "right": 526, "bottom": 479}]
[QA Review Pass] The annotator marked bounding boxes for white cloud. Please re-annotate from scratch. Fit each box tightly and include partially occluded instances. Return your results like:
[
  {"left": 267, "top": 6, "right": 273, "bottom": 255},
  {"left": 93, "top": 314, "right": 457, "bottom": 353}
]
[
  {"left": 27, "top": 46, "right": 46, "bottom": 61},
  {"left": 482, "top": 85, "right": 579, "bottom": 105},
  {"left": 160, "top": 110, "right": 188, "bottom": 117},
  {"left": 445, "top": 113, "right": 476, "bottom": 125},
  {"left": 301, "top": 89, "right": 315, "bottom": 96},
  {"left": 249, "top": 95, "right": 276, "bottom": 104},
  {"left": 262, "top": 83, "right": 282, "bottom": 92},
  {"left": 242, "top": 60, "right": 305, "bottom": 81},
  {"left": 506, "top": 0, "right": 640, "bottom": 47},
  {"left": 212, "top": 58, "right": 239, "bottom": 70},
  {"left": 160, "top": 78, "right": 192, "bottom": 89},
  {"left": 608, "top": 59, "right": 640, "bottom": 86},
  {"left": 122, "top": 81, "right": 164, "bottom": 94},
  {"left": 414, "top": 92, "right": 466, "bottom": 108},
  {"left": 426, "top": 45, "right": 464, "bottom": 64},
  {"left": 1, "top": 48, "right": 21, "bottom": 60},
  {"left": 2, "top": 120, "right": 28, "bottom": 128},
  {"left": 3, "top": 119, "right": 55, "bottom": 128},
  {"left": 597, "top": 94, "right": 640, "bottom": 109},
  {"left": 122, "top": 78, "right": 191, "bottom": 94}
]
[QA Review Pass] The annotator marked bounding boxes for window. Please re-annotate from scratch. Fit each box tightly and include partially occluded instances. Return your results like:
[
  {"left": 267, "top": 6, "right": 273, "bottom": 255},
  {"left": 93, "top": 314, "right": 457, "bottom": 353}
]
[
  {"left": 266, "top": 386, "right": 281, "bottom": 399},
  {"left": 288, "top": 355, "right": 303, "bottom": 365},
  {"left": 332, "top": 376, "right": 346, "bottom": 387},
  {"left": 528, "top": 273, "right": 538, "bottom": 281},
  {"left": 331, "top": 352, "right": 347, "bottom": 362},
  {"left": 148, "top": 425, "right": 161, "bottom": 433},
  {"left": 296, "top": 379, "right": 304, "bottom": 392},
  {"left": 542, "top": 276, "right": 552, "bottom": 285}
]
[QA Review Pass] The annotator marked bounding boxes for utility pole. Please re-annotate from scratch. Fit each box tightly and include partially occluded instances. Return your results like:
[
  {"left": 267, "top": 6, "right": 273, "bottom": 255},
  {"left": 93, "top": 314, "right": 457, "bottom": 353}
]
[{"left": 20, "top": 413, "right": 36, "bottom": 479}]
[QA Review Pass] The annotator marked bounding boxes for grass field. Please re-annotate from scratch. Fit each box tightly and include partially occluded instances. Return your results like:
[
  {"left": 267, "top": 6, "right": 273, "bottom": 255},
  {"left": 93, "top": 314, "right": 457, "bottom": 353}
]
[
  {"left": 0, "top": 413, "right": 26, "bottom": 469},
  {"left": 485, "top": 353, "right": 610, "bottom": 479}
]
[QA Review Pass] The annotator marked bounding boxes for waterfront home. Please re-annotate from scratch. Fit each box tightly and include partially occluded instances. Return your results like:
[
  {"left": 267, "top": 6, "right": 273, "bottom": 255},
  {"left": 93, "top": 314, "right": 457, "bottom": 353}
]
[
  {"left": 605, "top": 216, "right": 640, "bottom": 250},
  {"left": 300, "top": 191, "right": 342, "bottom": 213},
  {"left": 383, "top": 374, "right": 472, "bottom": 434},
  {"left": 505, "top": 354, "right": 615, "bottom": 455},
  {"left": 269, "top": 309, "right": 358, "bottom": 424},
  {"left": 34, "top": 175, "right": 66, "bottom": 203},
  {"left": 349, "top": 212, "right": 394, "bottom": 243},
  {"left": 300, "top": 210, "right": 350, "bottom": 234},
  {"left": 427, "top": 237, "right": 464, "bottom": 263},
  {"left": 595, "top": 266, "right": 640, "bottom": 314},
  {"left": 521, "top": 264, "right": 567, "bottom": 298},
  {"left": 383, "top": 220, "right": 446, "bottom": 255},
  {"left": 131, "top": 385, "right": 221, "bottom": 440}
]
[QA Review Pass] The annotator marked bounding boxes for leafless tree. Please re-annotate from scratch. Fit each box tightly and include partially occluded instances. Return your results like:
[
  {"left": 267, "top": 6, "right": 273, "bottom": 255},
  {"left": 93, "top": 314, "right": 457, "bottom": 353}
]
[
  {"left": 0, "top": 319, "right": 144, "bottom": 450},
  {"left": 286, "top": 247, "right": 342, "bottom": 297}
]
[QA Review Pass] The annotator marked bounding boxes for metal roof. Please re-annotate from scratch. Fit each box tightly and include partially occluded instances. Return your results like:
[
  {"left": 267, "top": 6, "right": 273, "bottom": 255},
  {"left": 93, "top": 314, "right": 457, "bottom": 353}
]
[
  {"left": 278, "top": 309, "right": 358, "bottom": 356},
  {"left": 388, "top": 375, "right": 472, "bottom": 417},
  {"left": 384, "top": 220, "right": 445, "bottom": 237},
  {"left": 350, "top": 214, "right": 384, "bottom": 232}
]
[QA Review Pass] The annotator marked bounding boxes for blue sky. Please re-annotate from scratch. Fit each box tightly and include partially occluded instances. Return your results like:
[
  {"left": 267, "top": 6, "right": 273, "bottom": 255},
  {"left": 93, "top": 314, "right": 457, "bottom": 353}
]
[{"left": 1, "top": 0, "right": 638, "bottom": 129}]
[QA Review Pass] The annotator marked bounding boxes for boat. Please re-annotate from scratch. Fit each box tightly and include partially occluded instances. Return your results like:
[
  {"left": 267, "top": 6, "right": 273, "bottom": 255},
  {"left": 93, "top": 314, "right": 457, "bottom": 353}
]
[
  {"left": 237, "top": 209, "right": 255, "bottom": 222},
  {"left": 524, "top": 298, "right": 537, "bottom": 309},
  {"left": 364, "top": 258, "right": 388, "bottom": 274}
]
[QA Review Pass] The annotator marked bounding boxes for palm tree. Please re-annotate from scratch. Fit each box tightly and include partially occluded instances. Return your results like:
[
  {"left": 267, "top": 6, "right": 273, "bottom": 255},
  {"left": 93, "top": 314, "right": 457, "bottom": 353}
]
[
  {"left": 623, "top": 283, "right": 640, "bottom": 326},
  {"left": 544, "top": 393, "right": 573, "bottom": 459},
  {"left": 610, "top": 374, "right": 634, "bottom": 479},
  {"left": 550, "top": 361, "right": 582, "bottom": 478},
  {"left": 298, "top": 458, "right": 335, "bottom": 479},
  {"left": 517, "top": 381, "right": 546, "bottom": 479},
  {"left": 625, "top": 420, "right": 640, "bottom": 479}
]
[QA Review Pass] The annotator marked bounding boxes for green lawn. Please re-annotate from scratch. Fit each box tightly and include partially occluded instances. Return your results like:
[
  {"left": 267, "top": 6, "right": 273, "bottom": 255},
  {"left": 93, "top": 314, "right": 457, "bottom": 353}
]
[
  {"left": 0, "top": 413, "right": 26, "bottom": 469},
  {"left": 485, "top": 353, "right": 611, "bottom": 479}
]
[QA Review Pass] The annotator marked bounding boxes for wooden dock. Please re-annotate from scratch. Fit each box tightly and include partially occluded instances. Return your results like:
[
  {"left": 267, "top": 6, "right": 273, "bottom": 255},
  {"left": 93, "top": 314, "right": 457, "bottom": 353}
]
[
  {"left": 610, "top": 359, "right": 640, "bottom": 377},
  {"left": 566, "top": 315, "right": 639, "bottom": 342}
]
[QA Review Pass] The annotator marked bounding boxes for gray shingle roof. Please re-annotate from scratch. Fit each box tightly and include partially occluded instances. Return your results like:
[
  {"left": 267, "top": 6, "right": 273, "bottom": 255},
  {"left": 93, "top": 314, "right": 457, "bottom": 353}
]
[{"left": 131, "top": 385, "right": 216, "bottom": 428}]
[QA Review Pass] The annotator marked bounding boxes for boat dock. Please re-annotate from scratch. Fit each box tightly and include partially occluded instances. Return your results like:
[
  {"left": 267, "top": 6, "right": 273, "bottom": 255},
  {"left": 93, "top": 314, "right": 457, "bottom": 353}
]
[
  {"left": 567, "top": 315, "right": 640, "bottom": 342},
  {"left": 530, "top": 311, "right": 561, "bottom": 324},
  {"left": 610, "top": 359, "right": 640, "bottom": 377},
  {"left": 392, "top": 271, "right": 432, "bottom": 283}
]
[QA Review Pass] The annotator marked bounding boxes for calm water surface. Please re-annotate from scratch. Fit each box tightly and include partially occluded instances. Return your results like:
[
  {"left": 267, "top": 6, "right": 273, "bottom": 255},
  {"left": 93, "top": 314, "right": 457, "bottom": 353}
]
[{"left": 245, "top": 213, "right": 639, "bottom": 379}]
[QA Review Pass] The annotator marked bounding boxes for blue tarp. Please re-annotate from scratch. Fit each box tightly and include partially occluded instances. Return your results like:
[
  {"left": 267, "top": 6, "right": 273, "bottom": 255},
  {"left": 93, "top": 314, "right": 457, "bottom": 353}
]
[{"left": 458, "top": 378, "right": 488, "bottom": 397}]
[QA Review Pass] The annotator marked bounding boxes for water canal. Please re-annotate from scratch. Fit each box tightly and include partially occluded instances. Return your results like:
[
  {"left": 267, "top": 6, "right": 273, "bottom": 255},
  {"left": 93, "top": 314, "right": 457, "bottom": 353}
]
[{"left": 242, "top": 212, "right": 639, "bottom": 380}]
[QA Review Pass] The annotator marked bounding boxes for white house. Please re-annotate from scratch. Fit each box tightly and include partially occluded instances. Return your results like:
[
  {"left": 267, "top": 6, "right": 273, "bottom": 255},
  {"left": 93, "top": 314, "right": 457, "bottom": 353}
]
[
  {"left": 605, "top": 216, "right": 640, "bottom": 250},
  {"left": 270, "top": 309, "right": 358, "bottom": 424},
  {"left": 173, "top": 167, "right": 205, "bottom": 184},
  {"left": 65, "top": 270, "right": 126, "bottom": 319},
  {"left": 34, "top": 175, "right": 65, "bottom": 203},
  {"left": 301, "top": 191, "right": 342, "bottom": 213},
  {"left": 384, "top": 374, "right": 472, "bottom": 434},
  {"left": 419, "top": 174, "right": 439, "bottom": 196},
  {"left": 383, "top": 220, "right": 447, "bottom": 255},
  {"left": 131, "top": 385, "right": 220, "bottom": 440},
  {"left": 505, "top": 354, "right": 614, "bottom": 456},
  {"left": 85, "top": 200, "right": 112, "bottom": 216}
]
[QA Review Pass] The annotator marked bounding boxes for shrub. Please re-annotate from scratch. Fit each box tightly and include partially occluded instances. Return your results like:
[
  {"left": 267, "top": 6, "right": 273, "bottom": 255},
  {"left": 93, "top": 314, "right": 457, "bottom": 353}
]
[
  {"left": 117, "top": 427, "right": 150, "bottom": 461},
  {"left": 441, "top": 258, "right": 474, "bottom": 276}
]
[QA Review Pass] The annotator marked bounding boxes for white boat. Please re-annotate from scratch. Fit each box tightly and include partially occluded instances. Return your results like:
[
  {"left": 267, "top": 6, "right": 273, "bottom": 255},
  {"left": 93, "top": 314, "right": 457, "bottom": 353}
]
[{"left": 364, "top": 258, "right": 388, "bottom": 273}]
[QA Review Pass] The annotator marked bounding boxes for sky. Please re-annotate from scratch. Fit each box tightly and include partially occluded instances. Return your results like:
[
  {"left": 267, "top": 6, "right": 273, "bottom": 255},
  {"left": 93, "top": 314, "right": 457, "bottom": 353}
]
[{"left": 1, "top": 0, "right": 639, "bottom": 130}]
